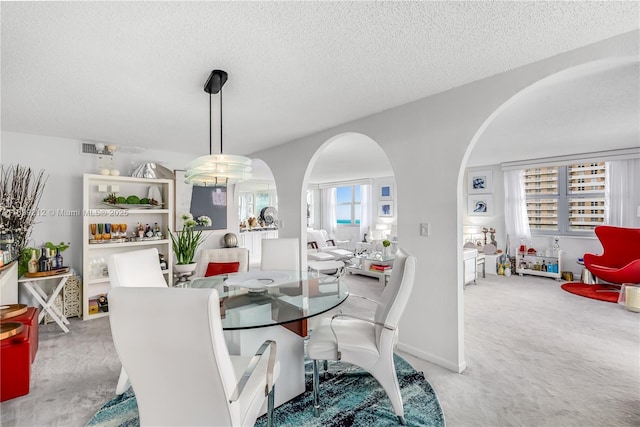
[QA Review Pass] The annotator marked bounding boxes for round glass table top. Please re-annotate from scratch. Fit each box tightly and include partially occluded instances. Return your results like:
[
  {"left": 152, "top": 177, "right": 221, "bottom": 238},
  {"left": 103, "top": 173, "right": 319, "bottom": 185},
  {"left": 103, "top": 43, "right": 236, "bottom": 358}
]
[{"left": 184, "top": 270, "right": 349, "bottom": 330}]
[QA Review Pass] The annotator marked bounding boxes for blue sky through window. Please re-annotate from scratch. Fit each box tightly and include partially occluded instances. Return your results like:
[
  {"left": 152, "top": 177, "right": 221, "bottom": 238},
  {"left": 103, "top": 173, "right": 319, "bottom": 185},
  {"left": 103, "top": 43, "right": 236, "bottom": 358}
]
[{"left": 336, "top": 185, "right": 361, "bottom": 225}]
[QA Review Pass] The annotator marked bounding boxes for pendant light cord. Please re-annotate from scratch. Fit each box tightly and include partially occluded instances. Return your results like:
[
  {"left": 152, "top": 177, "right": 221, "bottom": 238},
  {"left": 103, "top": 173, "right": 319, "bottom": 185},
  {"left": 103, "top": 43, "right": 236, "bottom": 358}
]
[
  {"left": 219, "top": 88, "right": 223, "bottom": 155},
  {"left": 209, "top": 92, "right": 212, "bottom": 156}
]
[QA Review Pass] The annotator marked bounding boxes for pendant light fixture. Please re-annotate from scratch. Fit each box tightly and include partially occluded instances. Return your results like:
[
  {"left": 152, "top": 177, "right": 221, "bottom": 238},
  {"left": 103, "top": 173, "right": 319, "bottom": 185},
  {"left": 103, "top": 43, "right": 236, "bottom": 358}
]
[{"left": 184, "top": 69, "right": 252, "bottom": 186}]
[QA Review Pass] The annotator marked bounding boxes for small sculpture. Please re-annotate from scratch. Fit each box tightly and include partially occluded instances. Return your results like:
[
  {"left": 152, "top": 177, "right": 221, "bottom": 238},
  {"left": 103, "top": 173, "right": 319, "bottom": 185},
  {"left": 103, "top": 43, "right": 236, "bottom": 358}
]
[
  {"left": 482, "top": 227, "right": 488, "bottom": 245},
  {"left": 489, "top": 227, "right": 497, "bottom": 247}
]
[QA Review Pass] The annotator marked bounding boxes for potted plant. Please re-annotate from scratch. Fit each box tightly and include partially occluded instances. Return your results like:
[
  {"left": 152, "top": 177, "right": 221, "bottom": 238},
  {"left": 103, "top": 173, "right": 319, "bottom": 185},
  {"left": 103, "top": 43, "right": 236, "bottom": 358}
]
[
  {"left": 382, "top": 239, "right": 392, "bottom": 257},
  {"left": 168, "top": 213, "right": 211, "bottom": 273}
]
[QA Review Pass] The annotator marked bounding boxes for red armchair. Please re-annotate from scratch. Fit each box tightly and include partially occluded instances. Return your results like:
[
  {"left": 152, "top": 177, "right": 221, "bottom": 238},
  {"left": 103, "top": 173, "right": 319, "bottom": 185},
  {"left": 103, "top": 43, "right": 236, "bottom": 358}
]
[{"left": 584, "top": 225, "right": 640, "bottom": 285}]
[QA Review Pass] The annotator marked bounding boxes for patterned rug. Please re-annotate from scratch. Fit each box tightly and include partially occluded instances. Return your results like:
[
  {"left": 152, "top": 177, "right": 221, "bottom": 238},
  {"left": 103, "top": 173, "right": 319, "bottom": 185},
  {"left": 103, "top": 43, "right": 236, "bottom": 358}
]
[{"left": 86, "top": 354, "right": 445, "bottom": 427}]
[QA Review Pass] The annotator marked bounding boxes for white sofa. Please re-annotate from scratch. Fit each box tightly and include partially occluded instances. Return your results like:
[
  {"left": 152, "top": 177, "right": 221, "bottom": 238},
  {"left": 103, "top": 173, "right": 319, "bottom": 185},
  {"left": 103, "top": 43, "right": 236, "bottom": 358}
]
[{"left": 307, "top": 229, "right": 354, "bottom": 261}]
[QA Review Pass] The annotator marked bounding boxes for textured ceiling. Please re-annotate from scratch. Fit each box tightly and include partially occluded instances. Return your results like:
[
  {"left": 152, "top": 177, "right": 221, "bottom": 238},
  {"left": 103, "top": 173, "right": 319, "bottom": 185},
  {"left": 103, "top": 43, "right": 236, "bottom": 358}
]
[{"left": 1, "top": 1, "right": 639, "bottom": 175}]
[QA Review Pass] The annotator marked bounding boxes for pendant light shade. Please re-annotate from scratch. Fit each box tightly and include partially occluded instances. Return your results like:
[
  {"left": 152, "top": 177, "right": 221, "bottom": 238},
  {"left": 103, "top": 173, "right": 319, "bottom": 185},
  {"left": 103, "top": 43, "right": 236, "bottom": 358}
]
[{"left": 185, "top": 69, "right": 252, "bottom": 186}]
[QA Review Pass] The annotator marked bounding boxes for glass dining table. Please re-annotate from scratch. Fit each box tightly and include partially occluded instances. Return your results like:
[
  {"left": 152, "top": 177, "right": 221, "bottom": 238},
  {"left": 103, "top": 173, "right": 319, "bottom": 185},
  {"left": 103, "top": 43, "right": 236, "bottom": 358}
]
[
  {"left": 183, "top": 270, "right": 350, "bottom": 409},
  {"left": 184, "top": 270, "right": 349, "bottom": 332}
]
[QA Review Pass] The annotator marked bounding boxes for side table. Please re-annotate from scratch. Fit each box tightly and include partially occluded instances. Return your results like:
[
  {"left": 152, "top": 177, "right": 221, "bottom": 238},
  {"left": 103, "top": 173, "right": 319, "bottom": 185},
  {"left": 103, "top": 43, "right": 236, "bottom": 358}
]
[{"left": 18, "top": 271, "right": 72, "bottom": 333}]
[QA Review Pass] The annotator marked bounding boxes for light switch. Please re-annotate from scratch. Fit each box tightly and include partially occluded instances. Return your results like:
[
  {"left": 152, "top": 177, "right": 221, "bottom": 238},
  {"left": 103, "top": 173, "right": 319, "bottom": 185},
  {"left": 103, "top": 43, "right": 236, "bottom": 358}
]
[
  {"left": 420, "top": 223, "right": 430, "bottom": 236},
  {"left": 110, "top": 185, "right": 120, "bottom": 193},
  {"left": 98, "top": 184, "right": 107, "bottom": 192}
]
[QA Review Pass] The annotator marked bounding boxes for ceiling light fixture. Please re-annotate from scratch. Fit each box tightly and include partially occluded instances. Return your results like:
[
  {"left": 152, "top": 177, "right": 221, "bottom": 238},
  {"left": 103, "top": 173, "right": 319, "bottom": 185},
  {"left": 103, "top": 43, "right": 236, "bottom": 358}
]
[{"left": 184, "top": 69, "right": 252, "bottom": 186}]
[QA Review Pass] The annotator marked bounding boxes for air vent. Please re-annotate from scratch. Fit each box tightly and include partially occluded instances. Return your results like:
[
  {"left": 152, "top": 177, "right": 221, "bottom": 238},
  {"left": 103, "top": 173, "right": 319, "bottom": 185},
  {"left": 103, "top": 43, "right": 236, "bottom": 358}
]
[
  {"left": 81, "top": 142, "right": 99, "bottom": 155},
  {"left": 81, "top": 142, "right": 114, "bottom": 156}
]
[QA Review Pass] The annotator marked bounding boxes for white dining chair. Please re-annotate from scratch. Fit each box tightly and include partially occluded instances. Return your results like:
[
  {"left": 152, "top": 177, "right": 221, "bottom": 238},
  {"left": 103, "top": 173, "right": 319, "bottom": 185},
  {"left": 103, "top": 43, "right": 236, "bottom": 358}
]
[
  {"left": 261, "top": 238, "right": 300, "bottom": 271},
  {"left": 108, "top": 248, "right": 168, "bottom": 395},
  {"left": 109, "top": 287, "right": 278, "bottom": 427},
  {"left": 306, "top": 248, "right": 416, "bottom": 425},
  {"left": 192, "top": 247, "right": 250, "bottom": 278}
]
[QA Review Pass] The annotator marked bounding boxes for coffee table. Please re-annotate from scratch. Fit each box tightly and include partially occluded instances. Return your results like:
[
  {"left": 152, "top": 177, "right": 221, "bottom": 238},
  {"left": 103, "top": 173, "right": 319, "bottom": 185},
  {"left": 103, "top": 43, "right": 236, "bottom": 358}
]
[{"left": 346, "top": 252, "right": 394, "bottom": 285}]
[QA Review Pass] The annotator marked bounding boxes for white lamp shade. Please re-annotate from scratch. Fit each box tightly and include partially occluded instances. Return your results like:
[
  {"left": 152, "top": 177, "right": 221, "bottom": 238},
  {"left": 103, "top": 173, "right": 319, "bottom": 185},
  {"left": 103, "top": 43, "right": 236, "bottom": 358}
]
[{"left": 185, "top": 154, "right": 252, "bottom": 186}]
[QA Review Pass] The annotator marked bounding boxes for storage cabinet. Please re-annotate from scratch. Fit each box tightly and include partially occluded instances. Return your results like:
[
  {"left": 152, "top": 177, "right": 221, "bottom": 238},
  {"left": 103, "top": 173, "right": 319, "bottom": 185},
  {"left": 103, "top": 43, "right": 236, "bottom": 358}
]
[
  {"left": 239, "top": 230, "right": 278, "bottom": 263},
  {"left": 516, "top": 250, "right": 563, "bottom": 281},
  {"left": 82, "top": 174, "right": 174, "bottom": 320},
  {"left": 463, "top": 248, "right": 478, "bottom": 286}
]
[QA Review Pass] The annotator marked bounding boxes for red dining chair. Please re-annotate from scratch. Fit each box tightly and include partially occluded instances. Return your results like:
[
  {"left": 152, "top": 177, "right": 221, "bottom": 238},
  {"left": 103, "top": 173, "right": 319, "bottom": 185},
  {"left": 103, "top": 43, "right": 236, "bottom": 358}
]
[{"left": 584, "top": 225, "right": 640, "bottom": 285}]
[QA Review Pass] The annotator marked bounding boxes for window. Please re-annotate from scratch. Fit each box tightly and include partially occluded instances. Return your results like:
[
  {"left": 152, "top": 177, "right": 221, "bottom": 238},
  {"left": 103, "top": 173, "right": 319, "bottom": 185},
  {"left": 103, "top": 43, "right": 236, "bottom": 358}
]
[
  {"left": 523, "top": 162, "right": 605, "bottom": 234},
  {"left": 336, "top": 185, "right": 361, "bottom": 225}
]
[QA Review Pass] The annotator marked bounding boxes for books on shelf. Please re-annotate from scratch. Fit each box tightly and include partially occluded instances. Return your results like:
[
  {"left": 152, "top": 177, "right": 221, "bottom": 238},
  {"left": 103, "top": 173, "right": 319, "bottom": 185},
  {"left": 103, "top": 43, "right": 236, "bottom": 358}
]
[{"left": 370, "top": 264, "right": 391, "bottom": 272}]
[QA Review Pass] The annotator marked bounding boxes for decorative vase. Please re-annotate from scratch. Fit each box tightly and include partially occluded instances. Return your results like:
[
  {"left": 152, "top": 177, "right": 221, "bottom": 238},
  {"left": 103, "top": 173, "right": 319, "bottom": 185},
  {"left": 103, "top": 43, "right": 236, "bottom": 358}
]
[
  {"left": 173, "top": 263, "right": 197, "bottom": 274},
  {"left": 383, "top": 246, "right": 391, "bottom": 258},
  {"left": 223, "top": 233, "right": 238, "bottom": 248}
]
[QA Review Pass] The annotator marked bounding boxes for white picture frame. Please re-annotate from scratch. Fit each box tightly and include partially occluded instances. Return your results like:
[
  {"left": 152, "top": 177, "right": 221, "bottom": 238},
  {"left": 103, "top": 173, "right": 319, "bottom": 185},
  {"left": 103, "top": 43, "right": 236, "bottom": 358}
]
[
  {"left": 378, "top": 182, "right": 394, "bottom": 200},
  {"left": 468, "top": 195, "right": 494, "bottom": 216},
  {"left": 378, "top": 201, "right": 394, "bottom": 218},
  {"left": 468, "top": 170, "right": 492, "bottom": 194}
]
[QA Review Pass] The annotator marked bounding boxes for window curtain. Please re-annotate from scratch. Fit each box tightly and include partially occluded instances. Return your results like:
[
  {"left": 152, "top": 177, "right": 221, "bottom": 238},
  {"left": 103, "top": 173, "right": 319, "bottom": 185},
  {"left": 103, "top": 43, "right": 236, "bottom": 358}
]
[
  {"left": 605, "top": 159, "right": 640, "bottom": 227},
  {"left": 504, "top": 170, "right": 530, "bottom": 251},
  {"left": 321, "top": 187, "right": 337, "bottom": 238},
  {"left": 359, "top": 184, "right": 371, "bottom": 241}
]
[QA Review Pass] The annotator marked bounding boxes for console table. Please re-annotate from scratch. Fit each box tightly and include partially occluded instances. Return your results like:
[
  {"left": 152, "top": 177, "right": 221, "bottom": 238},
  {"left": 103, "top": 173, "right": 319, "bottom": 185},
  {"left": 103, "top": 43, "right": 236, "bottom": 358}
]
[{"left": 18, "top": 271, "right": 73, "bottom": 333}]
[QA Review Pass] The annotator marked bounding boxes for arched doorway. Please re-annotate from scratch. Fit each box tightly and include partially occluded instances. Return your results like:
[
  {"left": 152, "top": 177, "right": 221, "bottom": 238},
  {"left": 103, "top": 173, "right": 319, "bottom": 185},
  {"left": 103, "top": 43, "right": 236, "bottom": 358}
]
[
  {"left": 302, "top": 132, "right": 395, "bottom": 267},
  {"left": 457, "top": 56, "right": 639, "bottom": 360}
]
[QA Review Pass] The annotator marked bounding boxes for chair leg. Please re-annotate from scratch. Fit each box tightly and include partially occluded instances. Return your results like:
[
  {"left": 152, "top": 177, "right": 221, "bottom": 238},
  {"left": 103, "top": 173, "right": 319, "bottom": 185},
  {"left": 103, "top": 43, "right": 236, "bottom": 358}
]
[
  {"left": 398, "top": 415, "right": 407, "bottom": 425},
  {"left": 115, "top": 367, "right": 130, "bottom": 395},
  {"left": 267, "top": 385, "right": 275, "bottom": 427},
  {"left": 371, "top": 361, "right": 405, "bottom": 421},
  {"left": 313, "top": 359, "right": 320, "bottom": 416},
  {"left": 323, "top": 359, "right": 329, "bottom": 380}
]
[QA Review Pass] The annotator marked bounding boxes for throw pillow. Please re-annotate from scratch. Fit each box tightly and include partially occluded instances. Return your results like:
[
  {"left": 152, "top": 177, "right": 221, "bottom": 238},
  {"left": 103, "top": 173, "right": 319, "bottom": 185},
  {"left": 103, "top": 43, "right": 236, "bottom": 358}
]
[{"left": 205, "top": 261, "right": 240, "bottom": 277}]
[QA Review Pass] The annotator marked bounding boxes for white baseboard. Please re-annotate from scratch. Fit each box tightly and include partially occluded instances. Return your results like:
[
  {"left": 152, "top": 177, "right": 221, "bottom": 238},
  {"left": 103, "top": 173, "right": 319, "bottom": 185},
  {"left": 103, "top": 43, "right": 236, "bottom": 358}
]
[{"left": 396, "top": 342, "right": 467, "bottom": 373}]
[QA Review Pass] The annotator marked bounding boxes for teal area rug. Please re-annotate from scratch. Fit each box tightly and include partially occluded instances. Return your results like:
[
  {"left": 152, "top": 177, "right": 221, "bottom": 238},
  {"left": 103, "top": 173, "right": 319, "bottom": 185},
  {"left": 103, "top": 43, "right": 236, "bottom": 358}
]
[{"left": 87, "top": 354, "right": 444, "bottom": 427}]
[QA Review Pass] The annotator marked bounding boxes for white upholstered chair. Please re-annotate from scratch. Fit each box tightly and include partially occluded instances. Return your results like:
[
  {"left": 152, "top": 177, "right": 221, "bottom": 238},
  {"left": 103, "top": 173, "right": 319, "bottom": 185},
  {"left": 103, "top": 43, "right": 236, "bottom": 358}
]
[
  {"left": 109, "top": 287, "right": 278, "bottom": 427},
  {"left": 307, "top": 229, "right": 354, "bottom": 261},
  {"left": 306, "top": 248, "right": 416, "bottom": 425},
  {"left": 261, "top": 238, "right": 300, "bottom": 271},
  {"left": 108, "top": 248, "right": 167, "bottom": 288},
  {"left": 108, "top": 248, "right": 168, "bottom": 394},
  {"left": 192, "top": 247, "right": 250, "bottom": 277}
]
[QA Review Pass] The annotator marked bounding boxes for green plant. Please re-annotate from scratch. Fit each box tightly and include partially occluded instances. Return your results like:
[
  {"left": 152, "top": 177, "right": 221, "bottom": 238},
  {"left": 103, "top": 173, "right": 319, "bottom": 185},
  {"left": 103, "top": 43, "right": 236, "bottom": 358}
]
[
  {"left": 18, "top": 247, "right": 37, "bottom": 277},
  {"left": 382, "top": 239, "right": 391, "bottom": 248},
  {"left": 168, "top": 213, "right": 211, "bottom": 264},
  {"left": 45, "top": 241, "right": 70, "bottom": 253}
]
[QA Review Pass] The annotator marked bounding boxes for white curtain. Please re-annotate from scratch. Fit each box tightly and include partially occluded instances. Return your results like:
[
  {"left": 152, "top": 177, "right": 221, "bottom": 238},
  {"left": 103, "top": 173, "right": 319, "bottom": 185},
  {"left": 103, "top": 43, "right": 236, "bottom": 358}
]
[
  {"left": 322, "top": 187, "right": 337, "bottom": 238},
  {"left": 504, "top": 170, "right": 531, "bottom": 252},
  {"left": 605, "top": 159, "right": 640, "bottom": 227},
  {"left": 359, "top": 184, "right": 371, "bottom": 241}
]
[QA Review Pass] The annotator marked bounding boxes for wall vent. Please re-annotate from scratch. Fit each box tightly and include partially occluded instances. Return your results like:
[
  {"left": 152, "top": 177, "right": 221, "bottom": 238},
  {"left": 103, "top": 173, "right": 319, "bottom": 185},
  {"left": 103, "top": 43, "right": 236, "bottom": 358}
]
[
  {"left": 81, "top": 142, "right": 99, "bottom": 155},
  {"left": 81, "top": 142, "right": 114, "bottom": 156}
]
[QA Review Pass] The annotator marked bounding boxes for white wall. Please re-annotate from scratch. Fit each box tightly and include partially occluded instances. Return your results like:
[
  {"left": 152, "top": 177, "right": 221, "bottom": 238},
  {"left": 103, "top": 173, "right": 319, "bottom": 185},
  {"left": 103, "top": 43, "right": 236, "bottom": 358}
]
[
  {"left": 463, "top": 165, "right": 506, "bottom": 251},
  {"left": 250, "top": 32, "right": 639, "bottom": 372},
  {"left": 1, "top": 131, "right": 240, "bottom": 280}
]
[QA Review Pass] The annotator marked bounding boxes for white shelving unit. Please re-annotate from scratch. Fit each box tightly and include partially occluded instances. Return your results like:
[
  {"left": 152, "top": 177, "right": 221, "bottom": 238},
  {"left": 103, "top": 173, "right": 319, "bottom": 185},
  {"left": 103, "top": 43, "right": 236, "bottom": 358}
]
[
  {"left": 516, "top": 250, "right": 563, "bottom": 281},
  {"left": 82, "top": 174, "right": 174, "bottom": 320}
]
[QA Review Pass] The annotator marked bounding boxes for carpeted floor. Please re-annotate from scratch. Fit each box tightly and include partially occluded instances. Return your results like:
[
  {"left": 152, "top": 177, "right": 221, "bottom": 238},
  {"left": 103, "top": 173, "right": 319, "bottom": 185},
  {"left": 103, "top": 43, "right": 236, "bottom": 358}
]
[
  {"left": 561, "top": 282, "right": 621, "bottom": 303},
  {"left": 86, "top": 354, "right": 444, "bottom": 427},
  {"left": 2, "top": 273, "right": 639, "bottom": 427}
]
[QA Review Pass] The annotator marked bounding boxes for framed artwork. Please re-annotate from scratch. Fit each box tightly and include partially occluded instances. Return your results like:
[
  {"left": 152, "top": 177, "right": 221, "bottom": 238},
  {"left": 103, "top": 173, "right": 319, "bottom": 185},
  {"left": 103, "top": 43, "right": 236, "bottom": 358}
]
[
  {"left": 468, "top": 195, "right": 494, "bottom": 216},
  {"left": 378, "top": 201, "right": 394, "bottom": 218},
  {"left": 378, "top": 182, "right": 394, "bottom": 200},
  {"left": 468, "top": 170, "right": 492, "bottom": 194},
  {"left": 174, "top": 170, "right": 228, "bottom": 231}
]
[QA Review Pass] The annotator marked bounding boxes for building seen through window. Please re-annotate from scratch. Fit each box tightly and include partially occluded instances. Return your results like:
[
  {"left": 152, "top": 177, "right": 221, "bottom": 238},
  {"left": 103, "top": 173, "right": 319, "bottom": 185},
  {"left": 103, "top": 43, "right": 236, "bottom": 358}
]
[{"left": 523, "top": 162, "right": 605, "bottom": 233}]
